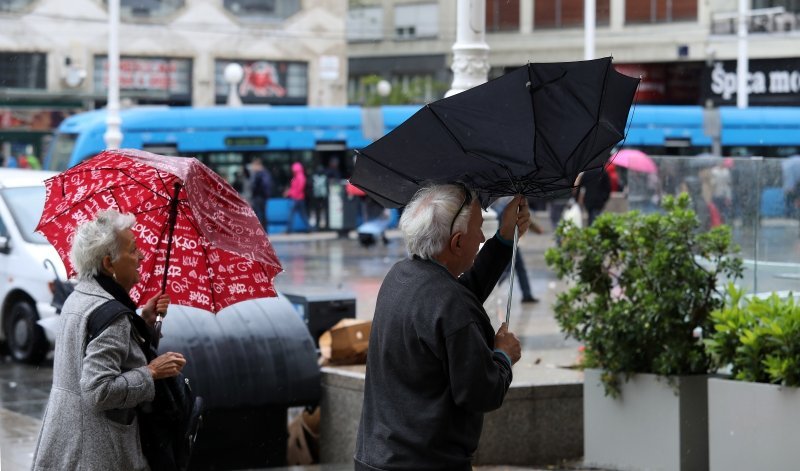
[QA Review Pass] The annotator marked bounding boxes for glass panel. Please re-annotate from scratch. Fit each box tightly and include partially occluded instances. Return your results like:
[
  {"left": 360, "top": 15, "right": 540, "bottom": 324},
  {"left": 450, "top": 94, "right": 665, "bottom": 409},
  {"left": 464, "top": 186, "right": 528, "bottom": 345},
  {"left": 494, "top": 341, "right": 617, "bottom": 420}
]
[
  {"left": 534, "top": 0, "right": 610, "bottom": 29},
  {"left": 394, "top": 3, "right": 439, "bottom": 39},
  {"left": 115, "top": 0, "right": 185, "bottom": 20},
  {"left": 47, "top": 133, "right": 77, "bottom": 172},
  {"left": 620, "top": 153, "right": 800, "bottom": 295},
  {"left": 347, "top": 6, "right": 384, "bottom": 41},
  {"left": 0, "top": 0, "right": 33, "bottom": 13}
]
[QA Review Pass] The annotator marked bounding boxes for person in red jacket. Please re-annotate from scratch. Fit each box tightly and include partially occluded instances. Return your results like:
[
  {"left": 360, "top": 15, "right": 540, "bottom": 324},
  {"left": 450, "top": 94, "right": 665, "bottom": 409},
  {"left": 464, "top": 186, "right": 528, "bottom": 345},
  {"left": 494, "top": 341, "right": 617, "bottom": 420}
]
[{"left": 284, "top": 162, "right": 310, "bottom": 233}]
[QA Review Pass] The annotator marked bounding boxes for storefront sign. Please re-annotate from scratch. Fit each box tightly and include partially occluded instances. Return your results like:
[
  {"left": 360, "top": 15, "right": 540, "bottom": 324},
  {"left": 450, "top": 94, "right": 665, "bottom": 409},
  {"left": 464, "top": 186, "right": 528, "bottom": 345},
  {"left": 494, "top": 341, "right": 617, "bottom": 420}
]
[
  {"left": 704, "top": 58, "right": 800, "bottom": 106},
  {"left": 94, "top": 56, "right": 192, "bottom": 95},
  {"left": 215, "top": 59, "right": 308, "bottom": 105}
]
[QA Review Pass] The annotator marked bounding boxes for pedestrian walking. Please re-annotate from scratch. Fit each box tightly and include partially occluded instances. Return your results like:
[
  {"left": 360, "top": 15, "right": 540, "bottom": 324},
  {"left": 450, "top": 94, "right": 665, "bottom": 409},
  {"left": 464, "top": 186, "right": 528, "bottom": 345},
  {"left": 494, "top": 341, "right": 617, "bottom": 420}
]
[
  {"left": 578, "top": 167, "right": 611, "bottom": 226},
  {"left": 284, "top": 161, "right": 310, "bottom": 233},
  {"left": 355, "top": 184, "right": 525, "bottom": 470},
  {"left": 493, "top": 196, "right": 541, "bottom": 303},
  {"left": 31, "top": 210, "right": 186, "bottom": 471},
  {"left": 249, "top": 158, "right": 272, "bottom": 231},
  {"left": 310, "top": 164, "right": 329, "bottom": 230}
]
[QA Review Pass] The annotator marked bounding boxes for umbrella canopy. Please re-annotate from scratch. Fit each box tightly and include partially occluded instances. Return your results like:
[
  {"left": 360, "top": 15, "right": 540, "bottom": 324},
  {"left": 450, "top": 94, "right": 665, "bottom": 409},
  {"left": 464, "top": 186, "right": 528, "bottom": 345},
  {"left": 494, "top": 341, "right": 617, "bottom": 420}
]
[
  {"left": 350, "top": 57, "right": 639, "bottom": 208},
  {"left": 610, "top": 149, "right": 658, "bottom": 174},
  {"left": 36, "top": 149, "right": 282, "bottom": 313}
]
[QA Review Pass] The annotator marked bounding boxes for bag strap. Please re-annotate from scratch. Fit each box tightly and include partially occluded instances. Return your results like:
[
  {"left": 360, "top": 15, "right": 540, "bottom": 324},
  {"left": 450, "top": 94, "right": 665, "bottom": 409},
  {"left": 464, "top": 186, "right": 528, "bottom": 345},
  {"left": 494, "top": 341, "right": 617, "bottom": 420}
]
[{"left": 87, "top": 299, "right": 133, "bottom": 344}]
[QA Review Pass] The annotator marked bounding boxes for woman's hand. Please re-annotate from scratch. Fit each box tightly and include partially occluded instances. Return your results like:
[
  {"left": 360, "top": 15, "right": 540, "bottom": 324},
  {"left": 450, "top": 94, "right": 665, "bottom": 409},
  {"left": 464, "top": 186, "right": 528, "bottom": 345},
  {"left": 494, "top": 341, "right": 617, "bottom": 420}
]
[
  {"left": 498, "top": 195, "right": 531, "bottom": 241},
  {"left": 147, "top": 352, "right": 186, "bottom": 380},
  {"left": 141, "top": 293, "right": 170, "bottom": 327}
]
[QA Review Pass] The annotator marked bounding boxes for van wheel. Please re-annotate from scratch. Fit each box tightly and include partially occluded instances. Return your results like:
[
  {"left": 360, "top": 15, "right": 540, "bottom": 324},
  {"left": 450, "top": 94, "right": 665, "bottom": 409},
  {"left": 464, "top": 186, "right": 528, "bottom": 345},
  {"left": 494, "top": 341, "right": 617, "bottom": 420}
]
[{"left": 5, "top": 301, "right": 47, "bottom": 364}]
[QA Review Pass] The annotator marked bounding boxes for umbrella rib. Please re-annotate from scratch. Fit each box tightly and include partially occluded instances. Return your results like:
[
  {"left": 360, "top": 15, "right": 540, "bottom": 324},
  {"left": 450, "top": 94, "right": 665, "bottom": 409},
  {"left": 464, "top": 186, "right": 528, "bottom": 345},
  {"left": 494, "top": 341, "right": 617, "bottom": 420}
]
[
  {"left": 426, "top": 106, "right": 507, "bottom": 169},
  {"left": 60, "top": 166, "right": 172, "bottom": 202}
]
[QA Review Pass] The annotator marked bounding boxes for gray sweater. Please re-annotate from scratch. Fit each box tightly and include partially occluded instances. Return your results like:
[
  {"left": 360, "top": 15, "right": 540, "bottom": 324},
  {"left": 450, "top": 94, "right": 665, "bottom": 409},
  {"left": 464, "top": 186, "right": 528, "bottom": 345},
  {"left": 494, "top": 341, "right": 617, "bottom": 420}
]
[
  {"left": 354, "top": 236, "right": 513, "bottom": 470},
  {"left": 31, "top": 278, "right": 155, "bottom": 471}
]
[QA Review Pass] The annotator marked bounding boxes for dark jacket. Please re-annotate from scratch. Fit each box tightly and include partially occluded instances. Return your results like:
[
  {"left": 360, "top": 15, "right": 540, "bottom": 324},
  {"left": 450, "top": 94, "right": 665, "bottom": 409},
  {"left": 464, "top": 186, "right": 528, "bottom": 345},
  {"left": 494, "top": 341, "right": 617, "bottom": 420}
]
[{"left": 354, "top": 236, "right": 513, "bottom": 470}]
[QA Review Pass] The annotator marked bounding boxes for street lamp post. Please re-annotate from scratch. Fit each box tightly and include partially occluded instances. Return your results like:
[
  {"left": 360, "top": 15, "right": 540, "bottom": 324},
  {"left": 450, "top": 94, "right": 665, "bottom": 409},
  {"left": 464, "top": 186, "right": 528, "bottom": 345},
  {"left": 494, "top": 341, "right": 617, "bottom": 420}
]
[
  {"left": 737, "top": 0, "right": 749, "bottom": 109},
  {"left": 104, "top": 0, "right": 122, "bottom": 149},
  {"left": 224, "top": 63, "right": 244, "bottom": 107},
  {"left": 446, "top": 0, "right": 490, "bottom": 97},
  {"left": 584, "top": 0, "right": 596, "bottom": 60}
]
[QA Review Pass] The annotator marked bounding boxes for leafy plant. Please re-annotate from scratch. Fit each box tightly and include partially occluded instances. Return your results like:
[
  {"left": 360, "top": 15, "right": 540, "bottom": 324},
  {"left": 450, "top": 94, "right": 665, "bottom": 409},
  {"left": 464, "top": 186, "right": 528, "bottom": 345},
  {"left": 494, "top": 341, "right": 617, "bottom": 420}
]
[
  {"left": 706, "top": 284, "right": 800, "bottom": 387},
  {"left": 544, "top": 193, "right": 743, "bottom": 396}
]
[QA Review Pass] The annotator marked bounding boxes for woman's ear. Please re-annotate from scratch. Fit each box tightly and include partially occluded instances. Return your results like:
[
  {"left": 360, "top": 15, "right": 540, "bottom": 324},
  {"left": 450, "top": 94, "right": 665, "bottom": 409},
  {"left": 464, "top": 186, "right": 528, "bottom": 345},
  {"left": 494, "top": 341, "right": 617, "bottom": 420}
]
[{"left": 101, "top": 254, "right": 114, "bottom": 274}]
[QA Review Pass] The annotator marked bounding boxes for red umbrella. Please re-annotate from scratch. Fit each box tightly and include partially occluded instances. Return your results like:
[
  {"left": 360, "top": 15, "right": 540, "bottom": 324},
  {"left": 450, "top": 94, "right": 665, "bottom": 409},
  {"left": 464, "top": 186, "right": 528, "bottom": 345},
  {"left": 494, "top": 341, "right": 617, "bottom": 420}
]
[{"left": 36, "top": 149, "right": 282, "bottom": 314}]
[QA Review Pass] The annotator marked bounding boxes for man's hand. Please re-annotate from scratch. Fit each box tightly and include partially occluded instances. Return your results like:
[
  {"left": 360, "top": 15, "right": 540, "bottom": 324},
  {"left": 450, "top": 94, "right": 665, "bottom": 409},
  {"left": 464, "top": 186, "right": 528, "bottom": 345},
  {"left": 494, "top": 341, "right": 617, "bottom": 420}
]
[
  {"left": 141, "top": 293, "right": 170, "bottom": 327},
  {"left": 495, "top": 322, "right": 521, "bottom": 365},
  {"left": 147, "top": 351, "right": 186, "bottom": 380},
  {"left": 498, "top": 195, "right": 531, "bottom": 241}
]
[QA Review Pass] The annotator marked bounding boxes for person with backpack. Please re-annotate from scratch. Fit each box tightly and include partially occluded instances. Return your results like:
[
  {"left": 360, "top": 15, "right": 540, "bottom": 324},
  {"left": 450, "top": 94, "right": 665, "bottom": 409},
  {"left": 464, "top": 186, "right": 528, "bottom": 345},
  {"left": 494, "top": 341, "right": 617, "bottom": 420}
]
[
  {"left": 32, "top": 210, "right": 188, "bottom": 471},
  {"left": 249, "top": 158, "right": 272, "bottom": 231}
]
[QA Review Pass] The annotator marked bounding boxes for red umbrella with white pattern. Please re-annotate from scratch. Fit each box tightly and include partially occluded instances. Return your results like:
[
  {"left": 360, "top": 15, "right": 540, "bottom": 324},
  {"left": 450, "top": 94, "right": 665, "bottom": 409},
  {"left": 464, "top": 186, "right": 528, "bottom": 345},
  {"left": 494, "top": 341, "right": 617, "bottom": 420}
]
[{"left": 36, "top": 148, "right": 282, "bottom": 315}]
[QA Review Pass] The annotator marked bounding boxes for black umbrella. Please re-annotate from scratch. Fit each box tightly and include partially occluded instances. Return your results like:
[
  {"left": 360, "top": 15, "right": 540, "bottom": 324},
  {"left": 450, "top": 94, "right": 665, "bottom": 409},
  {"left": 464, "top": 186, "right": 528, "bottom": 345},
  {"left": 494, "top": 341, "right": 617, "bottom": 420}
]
[
  {"left": 351, "top": 57, "right": 639, "bottom": 325},
  {"left": 350, "top": 57, "right": 640, "bottom": 209}
]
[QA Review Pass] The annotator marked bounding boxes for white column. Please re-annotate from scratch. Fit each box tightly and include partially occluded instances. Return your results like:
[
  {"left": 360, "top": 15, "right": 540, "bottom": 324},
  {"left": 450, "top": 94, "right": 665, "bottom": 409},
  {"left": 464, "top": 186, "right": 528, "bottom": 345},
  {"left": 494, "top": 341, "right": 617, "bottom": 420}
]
[
  {"left": 584, "top": 0, "right": 596, "bottom": 60},
  {"left": 736, "top": 0, "right": 749, "bottom": 109},
  {"left": 610, "top": 0, "right": 624, "bottom": 30},
  {"left": 446, "top": 0, "right": 490, "bottom": 97},
  {"left": 520, "top": 0, "right": 533, "bottom": 34},
  {"left": 104, "top": 0, "right": 122, "bottom": 149}
]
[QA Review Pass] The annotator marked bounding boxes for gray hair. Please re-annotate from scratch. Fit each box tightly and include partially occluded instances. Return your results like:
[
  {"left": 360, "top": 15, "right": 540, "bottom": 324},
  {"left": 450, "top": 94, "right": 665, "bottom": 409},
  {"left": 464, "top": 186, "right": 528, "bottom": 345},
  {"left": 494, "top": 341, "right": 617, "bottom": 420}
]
[
  {"left": 399, "top": 184, "right": 476, "bottom": 259},
  {"left": 70, "top": 209, "right": 136, "bottom": 280}
]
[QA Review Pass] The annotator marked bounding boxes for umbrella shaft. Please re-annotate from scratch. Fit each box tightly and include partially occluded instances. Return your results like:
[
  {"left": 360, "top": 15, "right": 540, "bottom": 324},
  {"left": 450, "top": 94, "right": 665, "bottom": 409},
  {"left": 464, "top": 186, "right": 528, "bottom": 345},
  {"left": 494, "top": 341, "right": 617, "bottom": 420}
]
[{"left": 505, "top": 225, "right": 519, "bottom": 327}]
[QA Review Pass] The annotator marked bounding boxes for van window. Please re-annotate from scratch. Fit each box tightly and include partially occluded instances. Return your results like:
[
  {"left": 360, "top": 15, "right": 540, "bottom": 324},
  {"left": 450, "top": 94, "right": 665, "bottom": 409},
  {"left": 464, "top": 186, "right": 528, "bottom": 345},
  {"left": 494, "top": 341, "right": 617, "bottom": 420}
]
[{"left": 1, "top": 187, "right": 48, "bottom": 244}]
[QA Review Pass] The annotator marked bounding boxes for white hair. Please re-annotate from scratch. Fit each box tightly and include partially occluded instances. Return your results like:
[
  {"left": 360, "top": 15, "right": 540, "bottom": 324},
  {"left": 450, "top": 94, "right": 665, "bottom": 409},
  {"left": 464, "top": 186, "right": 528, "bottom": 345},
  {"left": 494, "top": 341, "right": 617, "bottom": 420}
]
[
  {"left": 70, "top": 210, "right": 136, "bottom": 280},
  {"left": 399, "top": 184, "right": 476, "bottom": 259}
]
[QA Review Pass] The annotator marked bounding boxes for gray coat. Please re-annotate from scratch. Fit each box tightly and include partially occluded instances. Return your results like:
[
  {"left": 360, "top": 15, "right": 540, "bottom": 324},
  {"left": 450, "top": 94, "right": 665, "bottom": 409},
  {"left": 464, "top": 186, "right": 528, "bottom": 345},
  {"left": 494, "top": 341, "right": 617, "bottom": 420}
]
[{"left": 31, "top": 278, "right": 155, "bottom": 471}]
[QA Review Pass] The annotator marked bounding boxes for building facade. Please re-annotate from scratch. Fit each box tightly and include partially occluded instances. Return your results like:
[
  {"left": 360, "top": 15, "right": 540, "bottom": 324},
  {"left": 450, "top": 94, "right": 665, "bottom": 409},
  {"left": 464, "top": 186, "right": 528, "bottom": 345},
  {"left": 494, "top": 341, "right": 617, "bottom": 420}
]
[
  {"left": 347, "top": 0, "right": 800, "bottom": 107},
  {"left": 0, "top": 0, "right": 348, "bottom": 161}
]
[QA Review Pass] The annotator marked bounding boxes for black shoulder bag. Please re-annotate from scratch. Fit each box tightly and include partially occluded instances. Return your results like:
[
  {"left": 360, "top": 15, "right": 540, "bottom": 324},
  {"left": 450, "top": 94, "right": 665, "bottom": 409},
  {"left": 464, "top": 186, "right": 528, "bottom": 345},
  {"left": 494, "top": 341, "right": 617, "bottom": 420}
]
[{"left": 86, "top": 300, "right": 204, "bottom": 471}]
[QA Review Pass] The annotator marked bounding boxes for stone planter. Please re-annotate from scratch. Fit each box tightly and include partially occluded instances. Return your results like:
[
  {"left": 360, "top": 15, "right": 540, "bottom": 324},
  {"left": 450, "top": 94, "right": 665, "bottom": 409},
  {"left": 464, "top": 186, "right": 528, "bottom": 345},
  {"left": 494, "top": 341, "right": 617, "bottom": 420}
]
[
  {"left": 708, "top": 377, "right": 800, "bottom": 470},
  {"left": 583, "top": 369, "right": 708, "bottom": 471}
]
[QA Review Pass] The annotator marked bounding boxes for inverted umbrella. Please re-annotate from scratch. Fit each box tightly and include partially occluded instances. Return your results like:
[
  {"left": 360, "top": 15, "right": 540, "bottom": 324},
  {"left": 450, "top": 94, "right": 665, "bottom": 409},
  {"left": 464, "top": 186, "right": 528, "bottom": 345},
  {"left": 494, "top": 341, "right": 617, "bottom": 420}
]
[
  {"left": 350, "top": 57, "right": 639, "bottom": 209},
  {"left": 610, "top": 149, "right": 658, "bottom": 174},
  {"left": 36, "top": 149, "right": 283, "bottom": 314},
  {"left": 350, "top": 57, "right": 638, "bottom": 324}
]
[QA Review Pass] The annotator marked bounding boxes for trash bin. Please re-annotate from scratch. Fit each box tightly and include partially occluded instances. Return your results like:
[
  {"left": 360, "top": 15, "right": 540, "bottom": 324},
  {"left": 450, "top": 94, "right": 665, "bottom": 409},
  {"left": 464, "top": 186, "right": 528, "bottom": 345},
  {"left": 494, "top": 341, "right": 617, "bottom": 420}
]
[
  {"left": 281, "top": 288, "right": 356, "bottom": 346},
  {"left": 159, "top": 295, "right": 321, "bottom": 470}
]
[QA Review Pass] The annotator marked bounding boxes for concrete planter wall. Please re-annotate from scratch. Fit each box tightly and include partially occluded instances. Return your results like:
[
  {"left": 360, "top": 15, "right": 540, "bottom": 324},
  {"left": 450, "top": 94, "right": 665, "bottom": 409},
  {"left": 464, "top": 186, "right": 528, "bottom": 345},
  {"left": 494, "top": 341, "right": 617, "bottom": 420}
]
[
  {"left": 319, "top": 366, "right": 583, "bottom": 466},
  {"left": 708, "top": 377, "right": 800, "bottom": 470},
  {"left": 584, "top": 369, "right": 708, "bottom": 471}
]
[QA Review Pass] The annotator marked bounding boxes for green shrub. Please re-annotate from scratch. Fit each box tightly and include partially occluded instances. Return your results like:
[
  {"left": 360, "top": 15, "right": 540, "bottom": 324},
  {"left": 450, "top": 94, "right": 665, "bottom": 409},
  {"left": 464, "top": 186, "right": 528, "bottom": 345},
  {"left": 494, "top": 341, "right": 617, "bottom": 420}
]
[
  {"left": 706, "top": 284, "right": 800, "bottom": 387},
  {"left": 544, "top": 193, "right": 743, "bottom": 396}
]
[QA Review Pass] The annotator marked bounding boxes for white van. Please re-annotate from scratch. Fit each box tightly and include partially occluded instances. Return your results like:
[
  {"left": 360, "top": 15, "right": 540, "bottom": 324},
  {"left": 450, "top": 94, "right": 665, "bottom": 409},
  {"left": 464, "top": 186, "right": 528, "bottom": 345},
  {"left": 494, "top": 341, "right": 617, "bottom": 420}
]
[{"left": 0, "top": 168, "right": 65, "bottom": 363}]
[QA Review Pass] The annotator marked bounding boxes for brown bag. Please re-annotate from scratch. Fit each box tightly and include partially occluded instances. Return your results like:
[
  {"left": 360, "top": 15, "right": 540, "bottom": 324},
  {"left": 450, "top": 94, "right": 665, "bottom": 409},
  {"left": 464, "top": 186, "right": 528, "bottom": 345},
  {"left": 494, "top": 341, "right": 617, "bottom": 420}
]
[
  {"left": 318, "top": 319, "right": 371, "bottom": 366},
  {"left": 286, "top": 408, "right": 320, "bottom": 465}
]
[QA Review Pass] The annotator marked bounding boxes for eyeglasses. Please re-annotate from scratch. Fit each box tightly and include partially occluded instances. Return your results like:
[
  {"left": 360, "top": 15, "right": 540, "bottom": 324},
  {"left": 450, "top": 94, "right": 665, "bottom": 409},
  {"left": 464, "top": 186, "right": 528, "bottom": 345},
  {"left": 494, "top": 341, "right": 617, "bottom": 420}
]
[{"left": 449, "top": 184, "right": 473, "bottom": 235}]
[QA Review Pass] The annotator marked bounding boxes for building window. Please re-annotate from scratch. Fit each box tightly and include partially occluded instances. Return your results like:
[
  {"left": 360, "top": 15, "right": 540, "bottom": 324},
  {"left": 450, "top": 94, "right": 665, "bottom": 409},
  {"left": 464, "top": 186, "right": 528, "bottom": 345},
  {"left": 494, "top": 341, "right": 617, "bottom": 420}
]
[
  {"left": 0, "top": 0, "right": 34, "bottom": 13},
  {"left": 394, "top": 3, "right": 439, "bottom": 39},
  {"left": 626, "top": 0, "right": 697, "bottom": 24},
  {"left": 487, "top": 0, "right": 520, "bottom": 32},
  {"left": 534, "top": 0, "right": 610, "bottom": 29},
  {"left": 348, "top": 6, "right": 383, "bottom": 41},
  {"left": 223, "top": 0, "right": 300, "bottom": 20},
  {"left": 754, "top": 0, "right": 800, "bottom": 13},
  {"left": 0, "top": 52, "right": 46, "bottom": 89},
  {"left": 101, "top": 0, "right": 185, "bottom": 21},
  {"left": 214, "top": 59, "right": 308, "bottom": 105}
]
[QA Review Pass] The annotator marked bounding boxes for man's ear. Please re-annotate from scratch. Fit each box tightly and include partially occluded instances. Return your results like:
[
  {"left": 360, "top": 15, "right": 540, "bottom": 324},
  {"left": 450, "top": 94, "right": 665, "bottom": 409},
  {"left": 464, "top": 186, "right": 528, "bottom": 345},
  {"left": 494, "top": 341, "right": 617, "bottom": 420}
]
[{"left": 449, "top": 232, "right": 462, "bottom": 252}]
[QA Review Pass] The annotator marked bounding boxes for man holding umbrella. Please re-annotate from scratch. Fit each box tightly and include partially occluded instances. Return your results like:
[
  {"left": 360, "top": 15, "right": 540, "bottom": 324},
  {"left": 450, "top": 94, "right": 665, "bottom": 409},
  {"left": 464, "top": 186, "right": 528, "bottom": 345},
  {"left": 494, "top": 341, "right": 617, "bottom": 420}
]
[{"left": 354, "top": 184, "right": 526, "bottom": 470}]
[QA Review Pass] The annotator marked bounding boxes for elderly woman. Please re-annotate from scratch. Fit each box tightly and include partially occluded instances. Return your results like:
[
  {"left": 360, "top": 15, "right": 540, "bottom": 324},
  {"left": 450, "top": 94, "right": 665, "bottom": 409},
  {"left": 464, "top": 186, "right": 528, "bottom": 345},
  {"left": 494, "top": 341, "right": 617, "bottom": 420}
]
[
  {"left": 32, "top": 210, "right": 186, "bottom": 471},
  {"left": 355, "top": 184, "right": 527, "bottom": 470}
]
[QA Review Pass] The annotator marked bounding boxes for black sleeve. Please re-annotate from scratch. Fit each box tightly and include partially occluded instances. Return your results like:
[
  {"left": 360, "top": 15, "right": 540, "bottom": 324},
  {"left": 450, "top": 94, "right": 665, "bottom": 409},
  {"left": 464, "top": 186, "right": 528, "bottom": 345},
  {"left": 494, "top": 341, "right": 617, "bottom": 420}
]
[{"left": 457, "top": 236, "right": 513, "bottom": 303}]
